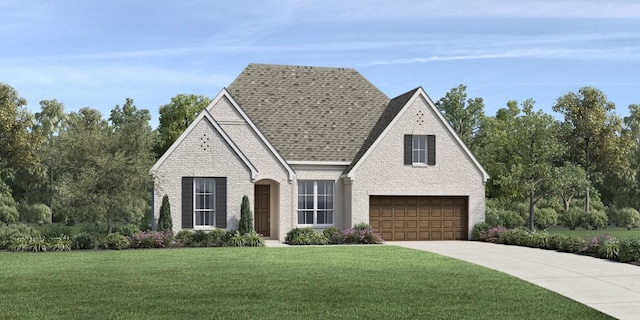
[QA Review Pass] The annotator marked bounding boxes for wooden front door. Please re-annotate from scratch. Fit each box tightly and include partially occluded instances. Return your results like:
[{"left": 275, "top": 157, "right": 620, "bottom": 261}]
[{"left": 254, "top": 185, "right": 270, "bottom": 236}]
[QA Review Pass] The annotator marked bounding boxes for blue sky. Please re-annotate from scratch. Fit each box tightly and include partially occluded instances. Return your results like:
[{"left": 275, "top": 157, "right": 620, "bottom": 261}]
[{"left": 2, "top": 0, "right": 639, "bottom": 128}]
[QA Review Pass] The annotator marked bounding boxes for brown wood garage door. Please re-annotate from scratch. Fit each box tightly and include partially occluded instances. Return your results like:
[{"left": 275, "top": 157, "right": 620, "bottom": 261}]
[{"left": 369, "top": 196, "right": 468, "bottom": 241}]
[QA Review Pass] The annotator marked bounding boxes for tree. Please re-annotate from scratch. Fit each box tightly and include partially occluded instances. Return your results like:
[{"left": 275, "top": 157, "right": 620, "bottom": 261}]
[
  {"left": 54, "top": 100, "right": 155, "bottom": 232},
  {"left": 620, "top": 104, "right": 640, "bottom": 209},
  {"left": 553, "top": 87, "right": 629, "bottom": 213},
  {"left": 154, "top": 94, "right": 211, "bottom": 156},
  {"left": 495, "top": 99, "right": 565, "bottom": 230},
  {"left": 551, "top": 164, "right": 590, "bottom": 213},
  {"left": 435, "top": 84, "right": 485, "bottom": 149},
  {"left": 238, "top": 195, "right": 253, "bottom": 234},
  {"left": 158, "top": 195, "right": 172, "bottom": 232},
  {"left": 0, "top": 83, "right": 40, "bottom": 171}
]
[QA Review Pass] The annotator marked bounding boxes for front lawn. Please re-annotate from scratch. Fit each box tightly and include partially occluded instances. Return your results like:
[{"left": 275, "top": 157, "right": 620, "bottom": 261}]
[
  {"left": 546, "top": 226, "right": 640, "bottom": 239},
  {"left": 0, "top": 246, "right": 612, "bottom": 320}
]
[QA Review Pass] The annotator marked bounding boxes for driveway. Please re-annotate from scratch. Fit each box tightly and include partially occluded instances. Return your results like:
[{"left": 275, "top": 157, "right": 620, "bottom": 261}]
[{"left": 388, "top": 241, "right": 640, "bottom": 320}]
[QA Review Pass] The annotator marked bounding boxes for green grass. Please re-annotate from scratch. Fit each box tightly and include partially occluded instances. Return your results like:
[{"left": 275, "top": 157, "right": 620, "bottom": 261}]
[
  {"left": 546, "top": 226, "right": 640, "bottom": 239},
  {"left": 0, "top": 246, "right": 613, "bottom": 320}
]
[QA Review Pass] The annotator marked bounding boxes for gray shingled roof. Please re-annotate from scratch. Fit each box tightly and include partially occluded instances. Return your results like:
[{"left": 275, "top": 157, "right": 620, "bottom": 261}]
[
  {"left": 226, "top": 64, "right": 390, "bottom": 162},
  {"left": 344, "top": 87, "right": 420, "bottom": 174}
]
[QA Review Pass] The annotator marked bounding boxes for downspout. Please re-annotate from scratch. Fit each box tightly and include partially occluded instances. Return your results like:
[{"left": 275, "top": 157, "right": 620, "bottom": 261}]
[{"left": 151, "top": 187, "right": 155, "bottom": 231}]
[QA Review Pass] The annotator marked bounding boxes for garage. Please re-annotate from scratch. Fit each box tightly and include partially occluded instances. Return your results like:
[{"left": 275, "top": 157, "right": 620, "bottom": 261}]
[{"left": 369, "top": 196, "right": 468, "bottom": 241}]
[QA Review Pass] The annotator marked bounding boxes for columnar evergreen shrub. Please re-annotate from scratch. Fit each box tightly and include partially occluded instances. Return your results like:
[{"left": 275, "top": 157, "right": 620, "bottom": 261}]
[
  {"left": 158, "top": 195, "right": 172, "bottom": 233},
  {"left": 238, "top": 195, "right": 253, "bottom": 235}
]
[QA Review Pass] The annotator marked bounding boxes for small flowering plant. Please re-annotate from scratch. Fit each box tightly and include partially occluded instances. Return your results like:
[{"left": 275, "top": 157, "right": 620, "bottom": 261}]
[
  {"left": 583, "top": 233, "right": 616, "bottom": 255},
  {"left": 479, "top": 226, "right": 507, "bottom": 243},
  {"left": 130, "top": 230, "right": 173, "bottom": 248},
  {"left": 341, "top": 223, "right": 383, "bottom": 244}
]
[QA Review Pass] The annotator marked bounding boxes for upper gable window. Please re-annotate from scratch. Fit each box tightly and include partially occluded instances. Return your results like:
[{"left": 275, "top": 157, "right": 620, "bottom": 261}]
[{"left": 404, "top": 135, "right": 436, "bottom": 166}]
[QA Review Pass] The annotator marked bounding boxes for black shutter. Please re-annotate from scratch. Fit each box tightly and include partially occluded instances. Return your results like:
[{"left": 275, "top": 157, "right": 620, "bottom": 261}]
[
  {"left": 181, "top": 177, "right": 194, "bottom": 228},
  {"left": 427, "top": 135, "right": 436, "bottom": 166},
  {"left": 404, "top": 135, "right": 413, "bottom": 165},
  {"left": 215, "top": 177, "right": 227, "bottom": 228}
]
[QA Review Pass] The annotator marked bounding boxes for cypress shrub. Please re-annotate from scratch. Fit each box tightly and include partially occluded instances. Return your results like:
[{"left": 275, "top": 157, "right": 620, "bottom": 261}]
[
  {"left": 158, "top": 195, "right": 172, "bottom": 233},
  {"left": 238, "top": 195, "right": 253, "bottom": 235}
]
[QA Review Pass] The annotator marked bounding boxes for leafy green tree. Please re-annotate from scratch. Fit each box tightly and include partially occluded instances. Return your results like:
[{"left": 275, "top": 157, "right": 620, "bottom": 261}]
[
  {"left": 154, "top": 94, "right": 211, "bottom": 156},
  {"left": 553, "top": 87, "right": 629, "bottom": 213},
  {"left": 619, "top": 104, "right": 640, "bottom": 209},
  {"left": 495, "top": 99, "right": 565, "bottom": 230},
  {"left": 551, "top": 164, "right": 590, "bottom": 213},
  {"left": 238, "top": 195, "right": 253, "bottom": 235},
  {"left": 158, "top": 195, "right": 172, "bottom": 232},
  {"left": 0, "top": 83, "right": 40, "bottom": 171},
  {"left": 435, "top": 84, "right": 485, "bottom": 149}
]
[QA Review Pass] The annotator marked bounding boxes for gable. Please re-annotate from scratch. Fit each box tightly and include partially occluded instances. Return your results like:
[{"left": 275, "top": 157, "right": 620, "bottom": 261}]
[
  {"left": 226, "top": 64, "right": 390, "bottom": 162},
  {"left": 346, "top": 87, "right": 489, "bottom": 182}
]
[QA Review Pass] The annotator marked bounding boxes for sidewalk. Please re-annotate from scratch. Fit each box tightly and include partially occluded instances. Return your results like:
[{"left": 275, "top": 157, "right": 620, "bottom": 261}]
[{"left": 389, "top": 241, "right": 640, "bottom": 320}]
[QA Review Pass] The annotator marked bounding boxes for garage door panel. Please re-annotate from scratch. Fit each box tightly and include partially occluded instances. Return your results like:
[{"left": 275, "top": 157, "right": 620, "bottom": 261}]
[{"left": 369, "top": 196, "right": 468, "bottom": 241}]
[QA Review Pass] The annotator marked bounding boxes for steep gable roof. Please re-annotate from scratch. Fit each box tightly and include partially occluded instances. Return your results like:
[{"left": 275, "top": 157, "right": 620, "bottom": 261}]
[
  {"left": 226, "top": 64, "right": 389, "bottom": 162},
  {"left": 345, "top": 87, "right": 489, "bottom": 182}
]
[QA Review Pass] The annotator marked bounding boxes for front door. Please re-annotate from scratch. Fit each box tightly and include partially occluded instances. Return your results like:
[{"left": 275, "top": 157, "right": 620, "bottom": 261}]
[{"left": 254, "top": 185, "right": 270, "bottom": 236}]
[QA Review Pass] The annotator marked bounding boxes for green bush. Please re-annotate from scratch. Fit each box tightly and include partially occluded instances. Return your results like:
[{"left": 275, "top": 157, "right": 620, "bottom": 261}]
[
  {"left": 323, "top": 226, "right": 344, "bottom": 244},
  {"left": 596, "top": 241, "right": 619, "bottom": 260},
  {"left": 40, "top": 224, "right": 73, "bottom": 239},
  {"left": 0, "top": 223, "right": 39, "bottom": 249},
  {"left": 342, "top": 225, "right": 382, "bottom": 244},
  {"left": 526, "top": 232, "right": 549, "bottom": 249},
  {"left": 497, "top": 228, "right": 530, "bottom": 245},
  {"left": 615, "top": 207, "right": 640, "bottom": 230},
  {"left": 130, "top": 230, "right": 173, "bottom": 248},
  {"left": 190, "top": 230, "right": 208, "bottom": 247},
  {"left": 100, "top": 233, "right": 130, "bottom": 250},
  {"left": 484, "top": 207, "right": 501, "bottom": 228},
  {"left": 73, "top": 232, "right": 97, "bottom": 250},
  {"left": 557, "top": 235, "right": 586, "bottom": 253},
  {"left": 9, "top": 236, "right": 49, "bottom": 252},
  {"left": 471, "top": 222, "right": 492, "bottom": 241},
  {"left": 48, "top": 235, "right": 72, "bottom": 251},
  {"left": 207, "top": 229, "right": 226, "bottom": 247},
  {"left": 174, "top": 230, "right": 192, "bottom": 246},
  {"left": 285, "top": 228, "right": 328, "bottom": 245},
  {"left": 618, "top": 237, "right": 640, "bottom": 263},
  {"left": 0, "top": 192, "right": 19, "bottom": 224},
  {"left": 497, "top": 209, "right": 525, "bottom": 229},
  {"left": 534, "top": 208, "right": 558, "bottom": 230},
  {"left": 581, "top": 210, "right": 608, "bottom": 230},
  {"left": 226, "top": 230, "right": 245, "bottom": 247},
  {"left": 559, "top": 208, "right": 583, "bottom": 230},
  {"left": 238, "top": 195, "right": 253, "bottom": 235},
  {"left": 157, "top": 195, "right": 173, "bottom": 233},
  {"left": 547, "top": 234, "right": 567, "bottom": 250},
  {"left": 240, "top": 231, "right": 264, "bottom": 247},
  {"left": 117, "top": 224, "right": 141, "bottom": 237},
  {"left": 18, "top": 203, "right": 51, "bottom": 225}
]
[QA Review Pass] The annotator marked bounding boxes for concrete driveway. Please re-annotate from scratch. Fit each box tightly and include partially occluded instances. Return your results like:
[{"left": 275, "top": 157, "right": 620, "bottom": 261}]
[{"left": 388, "top": 241, "right": 640, "bottom": 320}]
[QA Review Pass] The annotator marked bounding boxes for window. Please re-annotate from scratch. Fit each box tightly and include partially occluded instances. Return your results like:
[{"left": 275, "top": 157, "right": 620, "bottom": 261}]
[
  {"left": 181, "top": 177, "right": 226, "bottom": 229},
  {"left": 194, "top": 178, "right": 215, "bottom": 228},
  {"left": 297, "top": 181, "right": 334, "bottom": 225},
  {"left": 412, "top": 135, "right": 426, "bottom": 164},
  {"left": 404, "top": 135, "right": 436, "bottom": 166}
]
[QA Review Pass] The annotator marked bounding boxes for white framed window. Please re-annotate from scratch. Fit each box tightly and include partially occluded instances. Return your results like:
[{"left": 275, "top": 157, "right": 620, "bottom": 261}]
[
  {"left": 412, "top": 135, "right": 427, "bottom": 164},
  {"left": 194, "top": 178, "right": 215, "bottom": 228},
  {"left": 297, "top": 181, "right": 334, "bottom": 225}
]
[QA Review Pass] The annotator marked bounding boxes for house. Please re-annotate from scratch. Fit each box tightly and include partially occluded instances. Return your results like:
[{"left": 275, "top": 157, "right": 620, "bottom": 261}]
[{"left": 150, "top": 64, "right": 489, "bottom": 241}]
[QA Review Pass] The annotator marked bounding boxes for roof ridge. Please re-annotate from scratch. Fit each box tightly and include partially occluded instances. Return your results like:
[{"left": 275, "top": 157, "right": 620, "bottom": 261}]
[{"left": 246, "top": 63, "right": 356, "bottom": 72}]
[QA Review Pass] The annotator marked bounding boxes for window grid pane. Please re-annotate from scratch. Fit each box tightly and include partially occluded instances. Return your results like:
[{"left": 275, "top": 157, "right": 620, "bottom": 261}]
[{"left": 194, "top": 178, "right": 215, "bottom": 227}]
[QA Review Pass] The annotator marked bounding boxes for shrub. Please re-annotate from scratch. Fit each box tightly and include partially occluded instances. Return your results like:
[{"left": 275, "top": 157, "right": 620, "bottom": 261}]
[
  {"left": 238, "top": 195, "right": 253, "bottom": 235},
  {"left": 73, "top": 232, "right": 97, "bottom": 250},
  {"left": 618, "top": 237, "right": 640, "bottom": 263},
  {"left": 241, "top": 231, "right": 265, "bottom": 247},
  {"left": 557, "top": 235, "right": 586, "bottom": 253},
  {"left": 190, "top": 230, "right": 209, "bottom": 247},
  {"left": 100, "top": 233, "right": 130, "bottom": 250},
  {"left": 207, "top": 229, "right": 226, "bottom": 247},
  {"left": 497, "top": 209, "right": 525, "bottom": 229},
  {"left": 157, "top": 194, "right": 173, "bottom": 233},
  {"left": 18, "top": 203, "right": 51, "bottom": 225},
  {"left": 497, "top": 228, "right": 530, "bottom": 246},
  {"left": 40, "top": 224, "right": 72, "bottom": 239},
  {"left": 8, "top": 236, "right": 49, "bottom": 252},
  {"left": 471, "top": 222, "right": 492, "bottom": 241},
  {"left": 174, "top": 230, "right": 193, "bottom": 246},
  {"left": 547, "top": 234, "right": 567, "bottom": 250},
  {"left": 616, "top": 207, "right": 640, "bottom": 230},
  {"left": 130, "top": 230, "right": 173, "bottom": 248},
  {"left": 479, "top": 226, "right": 507, "bottom": 243},
  {"left": 117, "top": 224, "right": 141, "bottom": 237},
  {"left": 342, "top": 224, "right": 382, "bottom": 244},
  {"left": 8, "top": 237, "right": 30, "bottom": 252},
  {"left": 534, "top": 208, "right": 558, "bottom": 230},
  {"left": 597, "top": 241, "right": 619, "bottom": 260},
  {"left": 226, "top": 230, "right": 245, "bottom": 247},
  {"left": 0, "top": 192, "right": 19, "bottom": 224},
  {"left": 286, "top": 228, "right": 329, "bottom": 245},
  {"left": 484, "top": 207, "right": 501, "bottom": 228},
  {"left": 559, "top": 208, "right": 583, "bottom": 230},
  {"left": 526, "top": 231, "right": 548, "bottom": 249},
  {"left": 48, "top": 235, "right": 72, "bottom": 251},
  {"left": 0, "top": 223, "right": 39, "bottom": 249},
  {"left": 581, "top": 210, "right": 608, "bottom": 230},
  {"left": 583, "top": 234, "right": 616, "bottom": 256}
]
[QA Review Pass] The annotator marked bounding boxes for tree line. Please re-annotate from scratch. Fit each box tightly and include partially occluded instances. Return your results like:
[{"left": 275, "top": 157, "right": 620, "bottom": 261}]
[{"left": 1, "top": 82, "right": 639, "bottom": 231}]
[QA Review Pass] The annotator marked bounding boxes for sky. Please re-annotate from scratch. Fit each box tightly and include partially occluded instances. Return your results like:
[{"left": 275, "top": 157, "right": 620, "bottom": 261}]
[{"left": 2, "top": 0, "right": 640, "bottom": 129}]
